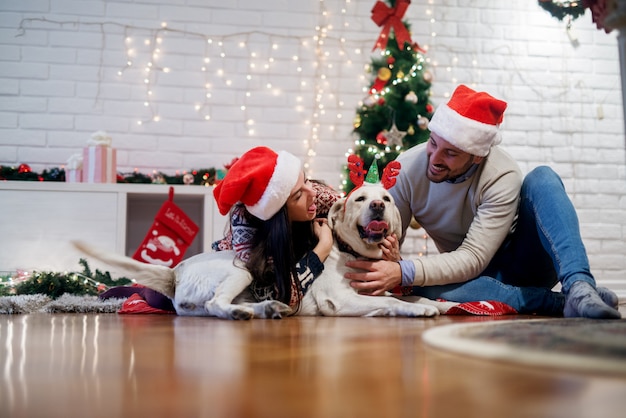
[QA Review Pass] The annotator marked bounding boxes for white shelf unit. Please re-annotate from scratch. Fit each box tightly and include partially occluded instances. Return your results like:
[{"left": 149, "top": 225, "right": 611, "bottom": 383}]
[{"left": 0, "top": 182, "right": 228, "bottom": 274}]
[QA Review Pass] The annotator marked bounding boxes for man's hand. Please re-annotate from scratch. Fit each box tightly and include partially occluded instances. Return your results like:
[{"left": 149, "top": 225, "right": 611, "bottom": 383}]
[{"left": 344, "top": 260, "right": 402, "bottom": 296}]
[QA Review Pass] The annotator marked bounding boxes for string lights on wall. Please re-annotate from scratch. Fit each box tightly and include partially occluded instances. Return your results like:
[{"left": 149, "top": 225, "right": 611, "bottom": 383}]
[{"left": 16, "top": 0, "right": 452, "bottom": 182}]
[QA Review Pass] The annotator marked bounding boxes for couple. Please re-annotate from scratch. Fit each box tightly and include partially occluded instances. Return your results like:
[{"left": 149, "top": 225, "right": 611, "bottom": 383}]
[{"left": 211, "top": 84, "right": 621, "bottom": 319}]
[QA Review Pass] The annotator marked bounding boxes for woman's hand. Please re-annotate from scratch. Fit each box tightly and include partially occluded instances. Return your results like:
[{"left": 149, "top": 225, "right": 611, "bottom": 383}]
[
  {"left": 380, "top": 233, "right": 401, "bottom": 262},
  {"left": 312, "top": 218, "right": 333, "bottom": 262}
]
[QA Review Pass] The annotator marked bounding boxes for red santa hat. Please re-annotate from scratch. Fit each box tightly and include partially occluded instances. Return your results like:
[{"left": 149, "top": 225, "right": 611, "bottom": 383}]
[
  {"left": 213, "top": 146, "right": 302, "bottom": 221},
  {"left": 428, "top": 85, "right": 508, "bottom": 157}
]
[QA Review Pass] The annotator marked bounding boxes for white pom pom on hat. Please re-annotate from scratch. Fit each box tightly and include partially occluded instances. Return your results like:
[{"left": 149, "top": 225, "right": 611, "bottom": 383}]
[
  {"left": 428, "top": 84, "right": 508, "bottom": 157},
  {"left": 213, "top": 146, "right": 302, "bottom": 221}
]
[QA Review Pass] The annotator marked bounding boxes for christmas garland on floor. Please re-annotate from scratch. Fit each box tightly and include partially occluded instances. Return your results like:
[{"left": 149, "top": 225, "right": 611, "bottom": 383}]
[
  {"left": 0, "top": 258, "right": 131, "bottom": 298},
  {"left": 0, "top": 259, "right": 135, "bottom": 314}
]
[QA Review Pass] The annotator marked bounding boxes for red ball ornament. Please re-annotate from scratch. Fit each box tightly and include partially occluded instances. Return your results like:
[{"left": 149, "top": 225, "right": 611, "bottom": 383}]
[
  {"left": 426, "top": 103, "right": 434, "bottom": 113},
  {"left": 377, "top": 97, "right": 386, "bottom": 106},
  {"left": 387, "top": 56, "right": 395, "bottom": 65},
  {"left": 376, "top": 131, "right": 388, "bottom": 145},
  {"left": 18, "top": 163, "right": 31, "bottom": 173}
]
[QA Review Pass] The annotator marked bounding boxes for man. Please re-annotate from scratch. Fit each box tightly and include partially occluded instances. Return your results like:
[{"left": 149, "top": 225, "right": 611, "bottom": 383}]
[{"left": 345, "top": 84, "right": 621, "bottom": 318}]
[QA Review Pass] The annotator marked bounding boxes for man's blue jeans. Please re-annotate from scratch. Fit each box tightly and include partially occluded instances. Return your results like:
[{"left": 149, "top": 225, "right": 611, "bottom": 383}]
[{"left": 412, "top": 166, "right": 594, "bottom": 315}]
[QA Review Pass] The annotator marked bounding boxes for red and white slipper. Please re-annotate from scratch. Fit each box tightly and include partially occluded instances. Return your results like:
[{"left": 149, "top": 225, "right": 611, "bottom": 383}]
[
  {"left": 118, "top": 293, "right": 175, "bottom": 315},
  {"left": 444, "top": 300, "right": 518, "bottom": 316}
]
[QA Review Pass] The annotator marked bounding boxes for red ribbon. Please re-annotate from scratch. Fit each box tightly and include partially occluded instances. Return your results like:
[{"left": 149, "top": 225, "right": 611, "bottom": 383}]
[{"left": 371, "top": 0, "right": 413, "bottom": 51}]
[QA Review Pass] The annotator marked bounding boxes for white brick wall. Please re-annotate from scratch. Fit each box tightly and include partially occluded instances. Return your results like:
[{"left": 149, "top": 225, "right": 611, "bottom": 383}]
[{"left": 1, "top": 0, "right": 625, "bottom": 297}]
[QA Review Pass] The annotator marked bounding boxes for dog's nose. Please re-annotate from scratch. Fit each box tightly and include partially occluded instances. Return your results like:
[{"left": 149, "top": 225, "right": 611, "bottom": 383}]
[{"left": 370, "top": 200, "right": 385, "bottom": 215}]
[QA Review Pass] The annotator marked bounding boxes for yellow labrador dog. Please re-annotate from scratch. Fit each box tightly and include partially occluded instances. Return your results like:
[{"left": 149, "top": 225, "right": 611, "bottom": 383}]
[
  {"left": 74, "top": 163, "right": 453, "bottom": 319},
  {"left": 296, "top": 180, "right": 452, "bottom": 317}
]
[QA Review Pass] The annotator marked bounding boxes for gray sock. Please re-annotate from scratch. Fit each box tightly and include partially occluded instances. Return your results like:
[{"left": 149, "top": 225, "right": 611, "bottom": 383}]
[
  {"left": 597, "top": 286, "right": 620, "bottom": 310},
  {"left": 563, "top": 281, "right": 621, "bottom": 319}
]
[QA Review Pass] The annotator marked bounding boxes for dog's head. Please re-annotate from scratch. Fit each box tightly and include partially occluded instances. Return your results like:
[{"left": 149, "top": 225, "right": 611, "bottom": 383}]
[{"left": 328, "top": 182, "right": 402, "bottom": 260}]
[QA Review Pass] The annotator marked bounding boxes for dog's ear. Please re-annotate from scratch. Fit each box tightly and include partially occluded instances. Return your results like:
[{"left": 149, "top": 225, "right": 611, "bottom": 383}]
[{"left": 327, "top": 199, "right": 345, "bottom": 230}]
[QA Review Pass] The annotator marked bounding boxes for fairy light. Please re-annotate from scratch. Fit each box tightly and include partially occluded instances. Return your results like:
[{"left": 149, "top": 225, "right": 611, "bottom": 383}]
[{"left": 19, "top": 1, "right": 363, "bottom": 184}]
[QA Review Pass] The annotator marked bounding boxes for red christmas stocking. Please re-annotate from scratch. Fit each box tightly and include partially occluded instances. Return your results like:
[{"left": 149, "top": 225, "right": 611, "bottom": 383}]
[{"left": 132, "top": 187, "right": 199, "bottom": 267}]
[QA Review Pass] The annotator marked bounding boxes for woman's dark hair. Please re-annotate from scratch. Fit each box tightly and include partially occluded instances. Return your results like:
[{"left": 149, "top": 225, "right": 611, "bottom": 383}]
[{"left": 244, "top": 206, "right": 317, "bottom": 311}]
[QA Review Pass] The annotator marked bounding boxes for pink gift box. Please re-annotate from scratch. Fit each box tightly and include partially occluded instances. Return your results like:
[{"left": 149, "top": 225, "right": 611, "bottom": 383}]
[
  {"left": 65, "top": 169, "right": 83, "bottom": 183},
  {"left": 83, "top": 146, "right": 117, "bottom": 183}
]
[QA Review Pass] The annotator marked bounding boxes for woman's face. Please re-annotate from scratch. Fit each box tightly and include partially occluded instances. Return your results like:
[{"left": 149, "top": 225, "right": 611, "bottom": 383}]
[{"left": 286, "top": 171, "right": 317, "bottom": 222}]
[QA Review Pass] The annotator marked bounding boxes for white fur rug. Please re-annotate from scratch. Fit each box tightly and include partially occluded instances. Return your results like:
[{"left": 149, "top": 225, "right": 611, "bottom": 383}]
[
  {"left": 423, "top": 318, "right": 626, "bottom": 376},
  {"left": 0, "top": 294, "right": 125, "bottom": 314}
]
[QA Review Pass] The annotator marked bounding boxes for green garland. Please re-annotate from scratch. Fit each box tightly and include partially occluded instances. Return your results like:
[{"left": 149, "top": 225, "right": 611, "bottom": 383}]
[
  {"left": 538, "top": 1, "right": 587, "bottom": 21},
  {"left": 0, "top": 165, "right": 222, "bottom": 185},
  {"left": 0, "top": 165, "right": 65, "bottom": 181},
  {"left": 0, "top": 259, "right": 131, "bottom": 298}
]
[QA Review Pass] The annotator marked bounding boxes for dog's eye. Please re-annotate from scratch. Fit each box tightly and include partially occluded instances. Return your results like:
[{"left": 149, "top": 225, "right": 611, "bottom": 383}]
[
  {"left": 355, "top": 196, "right": 366, "bottom": 202},
  {"left": 383, "top": 196, "right": 391, "bottom": 202}
]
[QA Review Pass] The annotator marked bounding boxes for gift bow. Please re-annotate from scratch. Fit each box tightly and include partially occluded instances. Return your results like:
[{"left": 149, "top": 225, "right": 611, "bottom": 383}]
[
  {"left": 371, "top": 0, "right": 413, "bottom": 51},
  {"left": 87, "top": 130, "right": 112, "bottom": 147},
  {"left": 66, "top": 153, "right": 83, "bottom": 170}
]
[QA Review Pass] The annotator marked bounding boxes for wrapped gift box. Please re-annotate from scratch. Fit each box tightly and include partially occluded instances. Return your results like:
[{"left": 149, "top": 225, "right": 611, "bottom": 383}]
[
  {"left": 65, "top": 153, "right": 83, "bottom": 183},
  {"left": 65, "top": 169, "right": 83, "bottom": 183},
  {"left": 83, "top": 145, "right": 117, "bottom": 183}
]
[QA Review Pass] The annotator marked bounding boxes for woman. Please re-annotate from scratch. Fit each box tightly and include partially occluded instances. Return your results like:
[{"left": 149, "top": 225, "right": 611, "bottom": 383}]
[{"left": 212, "top": 146, "right": 340, "bottom": 312}]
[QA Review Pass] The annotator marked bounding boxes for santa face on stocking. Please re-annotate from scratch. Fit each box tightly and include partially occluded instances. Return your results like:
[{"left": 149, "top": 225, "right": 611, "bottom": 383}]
[
  {"left": 132, "top": 187, "right": 199, "bottom": 268},
  {"left": 138, "top": 231, "right": 182, "bottom": 267}
]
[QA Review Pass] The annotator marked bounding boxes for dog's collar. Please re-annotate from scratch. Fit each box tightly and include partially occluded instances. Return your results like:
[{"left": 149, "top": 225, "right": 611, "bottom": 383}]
[{"left": 334, "top": 232, "right": 371, "bottom": 259}]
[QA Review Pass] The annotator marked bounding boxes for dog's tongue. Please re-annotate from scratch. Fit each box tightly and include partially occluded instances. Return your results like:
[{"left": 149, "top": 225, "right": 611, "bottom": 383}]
[{"left": 365, "top": 220, "right": 389, "bottom": 233}]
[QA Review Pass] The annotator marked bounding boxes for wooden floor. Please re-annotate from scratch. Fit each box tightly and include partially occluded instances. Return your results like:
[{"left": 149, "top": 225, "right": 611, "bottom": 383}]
[{"left": 1, "top": 309, "right": 625, "bottom": 418}]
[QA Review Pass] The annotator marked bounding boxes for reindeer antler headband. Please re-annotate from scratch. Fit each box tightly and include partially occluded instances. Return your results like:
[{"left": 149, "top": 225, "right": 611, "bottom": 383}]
[{"left": 347, "top": 154, "right": 400, "bottom": 191}]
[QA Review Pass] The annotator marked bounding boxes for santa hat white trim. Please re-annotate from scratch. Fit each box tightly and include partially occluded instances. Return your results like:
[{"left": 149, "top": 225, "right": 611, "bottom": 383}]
[
  {"left": 428, "top": 85, "right": 507, "bottom": 157},
  {"left": 428, "top": 103, "right": 502, "bottom": 157},
  {"left": 246, "top": 150, "right": 302, "bottom": 220}
]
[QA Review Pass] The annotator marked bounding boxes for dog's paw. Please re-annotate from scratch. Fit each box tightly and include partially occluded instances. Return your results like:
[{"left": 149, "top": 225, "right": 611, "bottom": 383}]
[
  {"left": 204, "top": 300, "right": 255, "bottom": 320},
  {"left": 230, "top": 307, "right": 255, "bottom": 320},
  {"left": 414, "top": 304, "right": 440, "bottom": 317},
  {"left": 245, "top": 300, "right": 292, "bottom": 319}
]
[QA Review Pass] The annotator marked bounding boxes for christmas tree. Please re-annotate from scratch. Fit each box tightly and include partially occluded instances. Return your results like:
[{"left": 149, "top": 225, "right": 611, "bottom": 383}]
[{"left": 344, "top": 0, "right": 434, "bottom": 192}]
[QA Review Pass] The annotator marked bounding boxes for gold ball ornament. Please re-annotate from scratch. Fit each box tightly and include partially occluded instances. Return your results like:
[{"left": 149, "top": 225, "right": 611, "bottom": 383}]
[
  {"left": 397, "top": 70, "right": 405, "bottom": 79},
  {"left": 407, "top": 124, "right": 415, "bottom": 135},
  {"left": 377, "top": 67, "right": 392, "bottom": 81},
  {"left": 353, "top": 115, "right": 362, "bottom": 128}
]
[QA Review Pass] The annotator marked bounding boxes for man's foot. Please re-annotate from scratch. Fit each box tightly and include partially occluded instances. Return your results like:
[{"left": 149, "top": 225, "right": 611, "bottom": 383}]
[
  {"left": 597, "top": 286, "right": 620, "bottom": 310},
  {"left": 564, "top": 281, "right": 621, "bottom": 319}
]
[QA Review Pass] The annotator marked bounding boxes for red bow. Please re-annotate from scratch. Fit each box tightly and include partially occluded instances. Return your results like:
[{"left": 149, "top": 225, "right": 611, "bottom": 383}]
[{"left": 371, "top": 0, "right": 413, "bottom": 51}]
